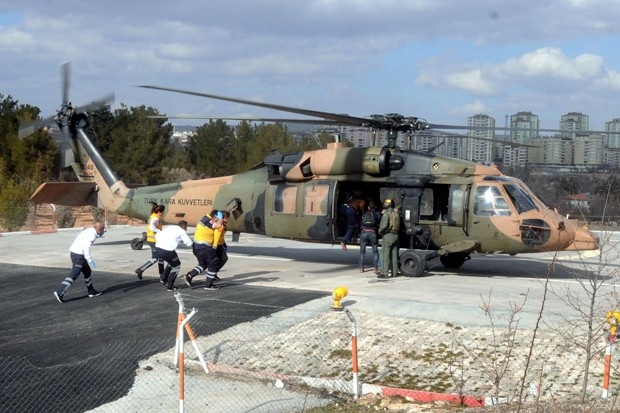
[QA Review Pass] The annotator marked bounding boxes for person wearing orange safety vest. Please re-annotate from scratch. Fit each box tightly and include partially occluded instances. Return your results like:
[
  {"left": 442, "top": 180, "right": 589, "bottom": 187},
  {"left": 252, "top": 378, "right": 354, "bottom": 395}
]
[
  {"left": 134, "top": 203, "right": 165, "bottom": 280},
  {"left": 184, "top": 210, "right": 230, "bottom": 291}
]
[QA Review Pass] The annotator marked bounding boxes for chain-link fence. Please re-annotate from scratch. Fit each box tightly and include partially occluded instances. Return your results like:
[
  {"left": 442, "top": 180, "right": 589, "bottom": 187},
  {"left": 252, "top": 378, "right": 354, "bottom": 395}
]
[{"left": 2, "top": 291, "right": 620, "bottom": 413}]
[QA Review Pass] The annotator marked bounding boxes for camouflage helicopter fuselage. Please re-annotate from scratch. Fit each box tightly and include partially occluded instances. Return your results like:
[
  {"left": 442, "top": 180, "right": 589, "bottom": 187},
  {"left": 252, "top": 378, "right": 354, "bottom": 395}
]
[{"left": 30, "top": 123, "right": 598, "bottom": 276}]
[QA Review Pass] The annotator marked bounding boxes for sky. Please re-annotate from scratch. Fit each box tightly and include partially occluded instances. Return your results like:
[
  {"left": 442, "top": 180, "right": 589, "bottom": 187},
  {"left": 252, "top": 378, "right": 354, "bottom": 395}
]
[{"left": 2, "top": 0, "right": 620, "bottom": 132}]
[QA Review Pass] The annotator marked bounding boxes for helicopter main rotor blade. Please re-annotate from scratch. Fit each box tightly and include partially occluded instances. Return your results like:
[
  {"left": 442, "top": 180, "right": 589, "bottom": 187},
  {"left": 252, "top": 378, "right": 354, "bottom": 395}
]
[
  {"left": 18, "top": 93, "right": 114, "bottom": 139},
  {"left": 76, "top": 92, "right": 115, "bottom": 113},
  {"left": 146, "top": 115, "right": 345, "bottom": 125},
  {"left": 425, "top": 132, "right": 537, "bottom": 148},
  {"left": 139, "top": 85, "right": 371, "bottom": 126},
  {"left": 429, "top": 123, "right": 620, "bottom": 135},
  {"left": 61, "top": 62, "right": 71, "bottom": 104},
  {"left": 18, "top": 118, "right": 53, "bottom": 139},
  {"left": 140, "top": 85, "right": 619, "bottom": 136}
]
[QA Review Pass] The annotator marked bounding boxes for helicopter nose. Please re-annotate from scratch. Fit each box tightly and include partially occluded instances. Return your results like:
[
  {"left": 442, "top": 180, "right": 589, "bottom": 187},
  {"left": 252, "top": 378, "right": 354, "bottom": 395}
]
[{"left": 564, "top": 223, "right": 600, "bottom": 251}]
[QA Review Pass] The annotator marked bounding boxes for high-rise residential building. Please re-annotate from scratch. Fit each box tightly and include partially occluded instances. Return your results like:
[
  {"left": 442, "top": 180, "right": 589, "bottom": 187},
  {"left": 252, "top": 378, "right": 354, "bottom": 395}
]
[
  {"left": 604, "top": 119, "right": 620, "bottom": 168},
  {"left": 605, "top": 118, "right": 620, "bottom": 148},
  {"left": 507, "top": 111, "right": 539, "bottom": 167},
  {"left": 573, "top": 134, "right": 604, "bottom": 165},
  {"left": 560, "top": 112, "right": 589, "bottom": 138},
  {"left": 510, "top": 112, "right": 539, "bottom": 144},
  {"left": 466, "top": 114, "right": 495, "bottom": 163}
]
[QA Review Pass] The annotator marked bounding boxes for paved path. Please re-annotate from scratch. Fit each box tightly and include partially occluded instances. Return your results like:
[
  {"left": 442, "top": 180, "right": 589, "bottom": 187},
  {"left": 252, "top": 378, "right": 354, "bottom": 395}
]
[{"left": 0, "top": 226, "right": 617, "bottom": 411}]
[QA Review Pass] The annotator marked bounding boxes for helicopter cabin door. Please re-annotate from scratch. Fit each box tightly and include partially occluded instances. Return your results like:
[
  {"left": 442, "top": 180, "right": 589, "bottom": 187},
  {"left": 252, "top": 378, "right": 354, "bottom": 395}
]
[{"left": 264, "top": 180, "right": 335, "bottom": 242}]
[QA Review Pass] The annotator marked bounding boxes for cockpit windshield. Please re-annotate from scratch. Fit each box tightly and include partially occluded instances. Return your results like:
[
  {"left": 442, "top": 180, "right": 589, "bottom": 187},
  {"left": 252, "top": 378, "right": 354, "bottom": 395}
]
[
  {"left": 503, "top": 184, "right": 537, "bottom": 214},
  {"left": 513, "top": 178, "right": 548, "bottom": 210},
  {"left": 474, "top": 178, "right": 539, "bottom": 217},
  {"left": 473, "top": 186, "right": 512, "bottom": 216}
]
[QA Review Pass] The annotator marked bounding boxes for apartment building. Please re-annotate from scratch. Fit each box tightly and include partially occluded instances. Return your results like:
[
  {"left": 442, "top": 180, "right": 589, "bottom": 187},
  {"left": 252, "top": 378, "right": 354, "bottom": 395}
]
[
  {"left": 560, "top": 112, "right": 589, "bottom": 138},
  {"left": 465, "top": 114, "right": 495, "bottom": 163},
  {"left": 605, "top": 118, "right": 620, "bottom": 168}
]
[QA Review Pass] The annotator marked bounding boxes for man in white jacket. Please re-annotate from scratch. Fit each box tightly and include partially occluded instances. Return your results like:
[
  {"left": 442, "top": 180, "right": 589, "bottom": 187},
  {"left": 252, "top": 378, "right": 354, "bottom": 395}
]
[
  {"left": 155, "top": 220, "right": 193, "bottom": 291},
  {"left": 54, "top": 221, "right": 106, "bottom": 303}
]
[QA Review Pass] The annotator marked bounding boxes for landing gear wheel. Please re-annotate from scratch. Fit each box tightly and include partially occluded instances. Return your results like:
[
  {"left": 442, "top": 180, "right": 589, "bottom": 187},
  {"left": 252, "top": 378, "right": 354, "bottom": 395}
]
[
  {"left": 439, "top": 253, "right": 470, "bottom": 269},
  {"left": 130, "top": 238, "right": 144, "bottom": 250},
  {"left": 399, "top": 250, "right": 426, "bottom": 277}
]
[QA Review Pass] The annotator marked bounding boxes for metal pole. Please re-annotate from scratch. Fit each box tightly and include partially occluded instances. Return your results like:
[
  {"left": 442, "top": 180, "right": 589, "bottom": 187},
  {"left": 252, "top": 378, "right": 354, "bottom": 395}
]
[
  {"left": 603, "top": 311, "right": 620, "bottom": 398},
  {"left": 174, "top": 293, "right": 208, "bottom": 373},
  {"left": 603, "top": 338, "right": 613, "bottom": 398},
  {"left": 174, "top": 293, "right": 185, "bottom": 368},
  {"left": 185, "top": 321, "right": 209, "bottom": 373},
  {"left": 178, "top": 308, "right": 197, "bottom": 413},
  {"left": 51, "top": 204, "right": 57, "bottom": 229},
  {"left": 345, "top": 309, "right": 359, "bottom": 399}
]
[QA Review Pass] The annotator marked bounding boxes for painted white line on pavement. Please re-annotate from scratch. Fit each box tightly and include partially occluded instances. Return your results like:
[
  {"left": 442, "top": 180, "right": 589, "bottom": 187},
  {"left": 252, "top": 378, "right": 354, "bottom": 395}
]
[{"left": 176, "top": 249, "right": 292, "bottom": 261}]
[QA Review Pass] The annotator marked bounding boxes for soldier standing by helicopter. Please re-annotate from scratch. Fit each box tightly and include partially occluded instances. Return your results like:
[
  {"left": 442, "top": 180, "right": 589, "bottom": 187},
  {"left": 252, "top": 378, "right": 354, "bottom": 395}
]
[{"left": 377, "top": 199, "right": 400, "bottom": 279}]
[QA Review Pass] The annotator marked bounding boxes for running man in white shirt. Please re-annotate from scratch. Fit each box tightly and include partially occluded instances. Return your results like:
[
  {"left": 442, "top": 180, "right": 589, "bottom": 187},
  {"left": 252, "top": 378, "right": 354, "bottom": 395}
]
[
  {"left": 54, "top": 221, "right": 106, "bottom": 303},
  {"left": 155, "top": 220, "right": 193, "bottom": 291}
]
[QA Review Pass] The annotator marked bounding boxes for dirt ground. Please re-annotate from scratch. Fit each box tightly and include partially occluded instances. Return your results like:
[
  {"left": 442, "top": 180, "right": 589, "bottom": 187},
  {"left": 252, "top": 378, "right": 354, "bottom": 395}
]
[{"left": 2, "top": 205, "right": 143, "bottom": 233}]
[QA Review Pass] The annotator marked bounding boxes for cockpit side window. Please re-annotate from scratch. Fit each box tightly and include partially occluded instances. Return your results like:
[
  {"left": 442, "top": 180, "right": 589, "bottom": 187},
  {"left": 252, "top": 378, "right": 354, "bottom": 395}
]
[
  {"left": 504, "top": 184, "right": 537, "bottom": 214},
  {"left": 474, "top": 186, "right": 512, "bottom": 216},
  {"left": 514, "top": 179, "right": 548, "bottom": 210}
]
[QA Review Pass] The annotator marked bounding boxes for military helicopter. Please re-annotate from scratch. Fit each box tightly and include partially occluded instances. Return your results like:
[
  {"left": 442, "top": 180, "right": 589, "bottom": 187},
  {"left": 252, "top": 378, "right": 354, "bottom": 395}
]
[{"left": 22, "top": 74, "right": 600, "bottom": 277}]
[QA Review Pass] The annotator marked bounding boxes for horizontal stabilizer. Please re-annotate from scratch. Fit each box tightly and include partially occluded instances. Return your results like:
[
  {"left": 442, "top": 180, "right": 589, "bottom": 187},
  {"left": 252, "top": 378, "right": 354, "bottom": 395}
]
[{"left": 30, "top": 182, "right": 98, "bottom": 206}]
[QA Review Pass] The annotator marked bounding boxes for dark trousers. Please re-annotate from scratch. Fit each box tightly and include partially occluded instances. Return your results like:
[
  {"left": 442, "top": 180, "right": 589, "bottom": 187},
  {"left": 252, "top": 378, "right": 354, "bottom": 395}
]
[
  {"left": 56, "top": 252, "right": 95, "bottom": 296},
  {"left": 155, "top": 247, "right": 181, "bottom": 289},
  {"left": 188, "top": 246, "right": 210, "bottom": 278},
  {"left": 137, "top": 241, "right": 164, "bottom": 275},
  {"left": 341, "top": 204, "right": 358, "bottom": 243},
  {"left": 206, "top": 246, "right": 228, "bottom": 274},
  {"left": 359, "top": 230, "right": 379, "bottom": 269}
]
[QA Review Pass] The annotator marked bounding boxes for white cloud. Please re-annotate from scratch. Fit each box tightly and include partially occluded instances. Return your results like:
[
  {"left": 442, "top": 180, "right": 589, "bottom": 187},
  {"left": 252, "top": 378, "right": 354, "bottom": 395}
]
[
  {"left": 4, "top": 1, "right": 620, "bottom": 129},
  {"left": 446, "top": 100, "right": 489, "bottom": 118},
  {"left": 416, "top": 47, "right": 609, "bottom": 99},
  {"left": 0, "top": 27, "right": 34, "bottom": 51},
  {"left": 500, "top": 47, "right": 604, "bottom": 80},
  {"left": 443, "top": 69, "right": 499, "bottom": 96},
  {"left": 593, "top": 70, "right": 620, "bottom": 90}
]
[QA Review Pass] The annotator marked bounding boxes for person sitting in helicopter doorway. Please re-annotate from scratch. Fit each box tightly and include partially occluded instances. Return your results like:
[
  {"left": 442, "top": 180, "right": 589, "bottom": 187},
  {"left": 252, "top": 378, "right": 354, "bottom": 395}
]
[
  {"left": 339, "top": 191, "right": 366, "bottom": 251},
  {"left": 135, "top": 202, "right": 165, "bottom": 280},
  {"left": 155, "top": 220, "right": 193, "bottom": 291},
  {"left": 377, "top": 199, "right": 400, "bottom": 279},
  {"left": 358, "top": 201, "right": 381, "bottom": 273},
  {"left": 184, "top": 210, "right": 230, "bottom": 291}
]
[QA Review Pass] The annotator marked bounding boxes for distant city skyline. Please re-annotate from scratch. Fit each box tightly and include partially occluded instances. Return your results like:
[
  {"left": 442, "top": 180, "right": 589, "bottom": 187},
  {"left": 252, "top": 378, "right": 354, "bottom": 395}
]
[{"left": 168, "top": 106, "right": 620, "bottom": 169}]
